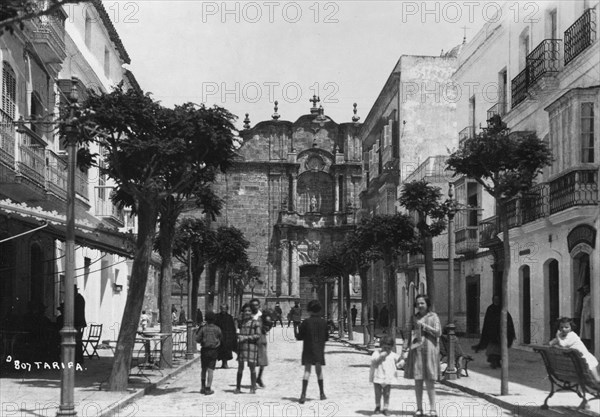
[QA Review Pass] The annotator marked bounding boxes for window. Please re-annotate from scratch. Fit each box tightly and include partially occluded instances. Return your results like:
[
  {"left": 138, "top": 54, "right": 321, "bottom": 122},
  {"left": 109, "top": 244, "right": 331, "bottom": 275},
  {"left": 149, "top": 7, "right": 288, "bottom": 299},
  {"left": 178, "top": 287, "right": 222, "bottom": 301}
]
[
  {"left": 581, "top": 102, "right": 595, "bottom": 163},
  {"left": 2, "top": 62, "right": 16, "bottom": 120},
  {"left": 469, "top": 95, "right": 476, "bottom": 132},
  {"left": 85, "top": 12, "right": 92, "bottom": 48},
  {"left": 498, "top": 69, "right": 507, "bottom": 115},
  {"left": 30, "top": 92, "right": 44, "bottom": 134},
  {"left": 546, "top": 8, "right": 558, "bottom": 39},
  {"left": 519, "top": 30, "right": 530, "bottom": 70},
  {"left": 104, "top": 47, "right": 110, "bottom": 78}
]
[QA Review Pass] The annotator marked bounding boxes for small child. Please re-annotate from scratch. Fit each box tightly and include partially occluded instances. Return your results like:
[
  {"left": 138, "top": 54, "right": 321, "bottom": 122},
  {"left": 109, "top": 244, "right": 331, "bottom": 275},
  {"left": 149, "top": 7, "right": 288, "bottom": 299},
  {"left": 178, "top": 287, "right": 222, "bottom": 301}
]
[
  {"left": 295, "top": 300, "right": 328, "bottom": 404},
  {"left": 257, "top": 310, "right": 273, "bottom": 388},
  {"left": 370, "top": 335, "right": 401, "bottom": 415},
  {"left": 139, "top": 310, "right": 149, "bottom": 331},
  {"left": 196, "top": 311, "right": 222, "bottom": 395},
  {"left": 549, "top": 317, "right": 600, "bottom": 382}
]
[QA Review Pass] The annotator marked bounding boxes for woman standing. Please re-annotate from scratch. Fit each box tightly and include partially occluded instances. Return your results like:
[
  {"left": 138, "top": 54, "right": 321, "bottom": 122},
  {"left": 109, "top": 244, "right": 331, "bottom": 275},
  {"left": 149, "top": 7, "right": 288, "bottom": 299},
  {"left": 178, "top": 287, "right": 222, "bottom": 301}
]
[
  {"left": 403, "top": 294, "right": 441, "bottom": 417},
  {"left": 235, "top": 304, "right": 261, "bottom": 394}
]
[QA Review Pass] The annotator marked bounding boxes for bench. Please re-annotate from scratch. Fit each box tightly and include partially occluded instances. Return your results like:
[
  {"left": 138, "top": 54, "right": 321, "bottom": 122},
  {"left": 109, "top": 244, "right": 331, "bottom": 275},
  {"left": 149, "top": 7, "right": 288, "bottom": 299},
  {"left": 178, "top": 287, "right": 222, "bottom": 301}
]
[{"left": 533, "top": 345, "right": 600, "bottom": 410}]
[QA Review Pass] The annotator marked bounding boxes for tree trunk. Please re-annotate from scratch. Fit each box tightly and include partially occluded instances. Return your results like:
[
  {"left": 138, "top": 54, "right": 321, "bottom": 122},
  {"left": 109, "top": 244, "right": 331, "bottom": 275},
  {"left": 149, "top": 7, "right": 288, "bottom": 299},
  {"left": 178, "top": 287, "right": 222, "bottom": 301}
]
[
  {"left": 498, "top": 199, "right": 510, "bottom": 395},
  {"left": 344, "top": 274, "right": 353, "bottom": 340},
  {"left": 158, "top": 214, "right": 176, "bottom": 369},
  {"left": 423, "top": 236, "right": 435, "bottom": 310},
  {"left": 191, "top": 260, "right": 204, "bottom": 325},
  {"left": 387, "top": 260, "right": 397, "bottom": 346},
  {"left": 360, "top": 270, "right": 369, "bottom": 346},
  {"left": 109, "top": 201, "right": 158, "bottom": 391},
  {"left": 207, "top": 264, "right": 216, "bottom": 312}
]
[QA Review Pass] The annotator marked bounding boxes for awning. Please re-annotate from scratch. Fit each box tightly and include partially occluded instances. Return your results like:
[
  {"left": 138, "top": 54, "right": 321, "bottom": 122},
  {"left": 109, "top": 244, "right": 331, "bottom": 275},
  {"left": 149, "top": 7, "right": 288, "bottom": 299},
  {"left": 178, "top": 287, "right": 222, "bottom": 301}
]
[{"left": 0, "top": 198, "right": 135, "bottom": 257}]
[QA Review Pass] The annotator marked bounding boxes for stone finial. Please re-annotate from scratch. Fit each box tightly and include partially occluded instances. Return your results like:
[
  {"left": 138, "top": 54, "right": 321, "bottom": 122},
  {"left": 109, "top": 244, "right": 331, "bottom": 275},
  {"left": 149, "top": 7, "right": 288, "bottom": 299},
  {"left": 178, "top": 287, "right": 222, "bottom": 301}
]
[
  {"left": 352, "top": 103, "right": 360, "bottom": 123},
  {"left": 272, "top": 101, "right": 280, "bottom": 120},
  {"left": 310, "top": 95, "right": 320, "bottom": 114},
  {"left": 243, "top": 113, "right": 251, "bottom": 129}
]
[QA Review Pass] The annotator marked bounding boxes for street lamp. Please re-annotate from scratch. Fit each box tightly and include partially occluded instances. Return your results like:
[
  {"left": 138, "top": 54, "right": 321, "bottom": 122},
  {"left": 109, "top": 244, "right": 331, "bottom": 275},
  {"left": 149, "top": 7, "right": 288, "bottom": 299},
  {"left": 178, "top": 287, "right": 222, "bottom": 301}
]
[
  {"left": 58, "top": 79, "right": 79, "bottom": 417},
  {"left": 444, "top": 183, "right": 458, "bottom": 380}
]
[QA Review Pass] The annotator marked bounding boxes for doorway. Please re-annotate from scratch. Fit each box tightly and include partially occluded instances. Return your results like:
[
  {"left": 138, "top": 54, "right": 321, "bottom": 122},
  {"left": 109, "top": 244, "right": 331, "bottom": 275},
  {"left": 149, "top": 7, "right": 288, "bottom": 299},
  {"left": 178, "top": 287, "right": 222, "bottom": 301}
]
[
  {"left": 521, "top": 266, "right": 531, "bottom": 344},
  {"left": 548, "top": 259, "right": 560, "bottom": 337},
  {"left": 466, "top": 275, "right": 480, "bottom": 336}
]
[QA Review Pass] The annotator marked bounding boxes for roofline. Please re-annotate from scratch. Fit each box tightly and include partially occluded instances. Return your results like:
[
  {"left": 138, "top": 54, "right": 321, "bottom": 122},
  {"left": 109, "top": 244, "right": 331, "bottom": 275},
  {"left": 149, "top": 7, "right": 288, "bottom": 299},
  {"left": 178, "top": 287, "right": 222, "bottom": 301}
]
[{"left": 92, "top": 0, "right": 131, "bottom": 64}]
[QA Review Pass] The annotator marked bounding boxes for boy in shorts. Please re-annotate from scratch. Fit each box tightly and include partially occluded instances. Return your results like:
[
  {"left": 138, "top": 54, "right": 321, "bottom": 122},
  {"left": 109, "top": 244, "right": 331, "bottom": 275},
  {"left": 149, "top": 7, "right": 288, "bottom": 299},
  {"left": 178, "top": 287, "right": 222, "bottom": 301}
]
[{"left": 196, "top": 311, "right": 222, "bottom": 395}]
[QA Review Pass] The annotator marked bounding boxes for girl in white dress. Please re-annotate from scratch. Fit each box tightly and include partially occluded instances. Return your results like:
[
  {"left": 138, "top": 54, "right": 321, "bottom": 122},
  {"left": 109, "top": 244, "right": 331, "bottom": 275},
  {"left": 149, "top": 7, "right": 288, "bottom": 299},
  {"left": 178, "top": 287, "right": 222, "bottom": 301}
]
[
  {"left": 370, "top": 335, "right": 401, "bottom": 415},
  {"left": 549, "top": 317, "right": 600, "bottom": 382}
]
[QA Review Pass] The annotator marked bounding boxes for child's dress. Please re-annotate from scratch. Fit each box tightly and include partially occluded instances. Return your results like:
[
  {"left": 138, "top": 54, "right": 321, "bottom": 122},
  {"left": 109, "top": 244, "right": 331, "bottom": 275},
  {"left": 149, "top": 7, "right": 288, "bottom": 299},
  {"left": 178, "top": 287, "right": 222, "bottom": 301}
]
[
  {"left": 553, "top": 331, "right": 599, "bottom": 372},
  {"left": 370, "top": 349, "right": 400, "bottom": 386}
]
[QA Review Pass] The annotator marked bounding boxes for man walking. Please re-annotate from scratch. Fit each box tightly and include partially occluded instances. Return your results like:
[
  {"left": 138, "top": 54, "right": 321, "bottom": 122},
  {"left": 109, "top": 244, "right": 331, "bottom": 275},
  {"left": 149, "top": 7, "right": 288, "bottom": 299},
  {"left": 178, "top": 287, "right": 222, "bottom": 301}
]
[
  {"left": 215, "top": 305, "right": 236, "bottom": 369},
  {"left": 274, "top": 302, "right": 284, "bottom": 327},
  {"left": 74, "top": 286, "right": 87, "bottom": 365},
  {"left": 290, "top": 301, "right": 302, "bottom": 334},
  {"left": 351, "top": 305, "right": 358, "bottom": 327}
]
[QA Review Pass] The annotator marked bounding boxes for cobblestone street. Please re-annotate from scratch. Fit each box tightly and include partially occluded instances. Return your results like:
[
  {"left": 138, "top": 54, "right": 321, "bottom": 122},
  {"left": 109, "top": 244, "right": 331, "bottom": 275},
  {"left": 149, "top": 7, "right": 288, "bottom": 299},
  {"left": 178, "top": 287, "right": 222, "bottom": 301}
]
[{"left": 133, "top": 328, "right": 513, "bottom": 417}]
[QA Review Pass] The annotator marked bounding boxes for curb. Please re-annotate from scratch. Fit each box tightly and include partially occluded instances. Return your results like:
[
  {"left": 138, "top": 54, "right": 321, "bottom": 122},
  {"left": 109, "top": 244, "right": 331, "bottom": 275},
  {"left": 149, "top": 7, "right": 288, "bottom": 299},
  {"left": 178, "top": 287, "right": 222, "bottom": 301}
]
[{"left": 99, "top": 354, "right": 201, "bottom": 417}]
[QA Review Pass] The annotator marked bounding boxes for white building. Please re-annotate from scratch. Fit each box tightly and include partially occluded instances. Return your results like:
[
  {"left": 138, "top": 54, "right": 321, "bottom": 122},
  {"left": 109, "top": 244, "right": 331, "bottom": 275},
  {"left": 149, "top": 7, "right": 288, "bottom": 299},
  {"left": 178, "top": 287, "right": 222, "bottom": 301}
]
[{"left": 452, "top": 0, "right": 599, "bottom": 352}]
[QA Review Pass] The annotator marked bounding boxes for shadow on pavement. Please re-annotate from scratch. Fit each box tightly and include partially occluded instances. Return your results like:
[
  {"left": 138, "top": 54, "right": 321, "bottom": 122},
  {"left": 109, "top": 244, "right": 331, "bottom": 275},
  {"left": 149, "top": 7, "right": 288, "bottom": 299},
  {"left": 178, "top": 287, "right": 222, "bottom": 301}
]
[{"left": 355, "top": 410, "right": 414, "bottom": 416}]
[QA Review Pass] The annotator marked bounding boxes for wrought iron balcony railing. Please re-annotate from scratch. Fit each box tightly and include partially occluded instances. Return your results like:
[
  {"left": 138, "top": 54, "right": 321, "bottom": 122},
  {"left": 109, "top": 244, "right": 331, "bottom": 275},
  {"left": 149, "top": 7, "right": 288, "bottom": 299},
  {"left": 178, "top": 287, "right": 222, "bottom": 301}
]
[
  {"left": 17, "top": 126, "right": 46, "bottom": 186},
  {"left": 0, "top": 109, "right": 16, "bottom": 168},
  {"left": 487, "top": 102, "right": 506, "bottom": 121},
  {"left": 479, "top": 216, "right": 500, "bottom": 248},
  {"left": 29, "top": 14, "right": 67, "bottom": 63},
  {"left": 458, "top": 126, "right": 474, "bottom": 143},
  {"left": 564, "top": 6, "right": 597, "bottom": 66},
  {"left": 521, "top": 183, "right": 549, "bottom": 223},
  {"left": 511, "top": 68, "right": 528, "bottom": 108},
  {"left": 549, "top": 169, "right": 598, "bottom": 214},
  {"left": 527, "top": 39, "right": 562, "bottom": 85},
  {"left": 45, "top": 149, "right": 67, "bottom": 198}
]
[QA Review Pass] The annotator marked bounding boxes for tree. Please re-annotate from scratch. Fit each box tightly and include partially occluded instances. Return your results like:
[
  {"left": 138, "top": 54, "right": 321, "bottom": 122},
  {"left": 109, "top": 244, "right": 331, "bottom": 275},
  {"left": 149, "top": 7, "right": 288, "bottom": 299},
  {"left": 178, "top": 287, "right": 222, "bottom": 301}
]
[
  {"left": 231, "top": 261, "right": 262, "bottom": 315},
  {"left": 1, "top": 0, "right": 88, "bottom": 34},
  {"left": 173, "top": 218, "right": 217, "bottom": 324},
  {"left": 398, "top": 180, "right": 449, "bottom": 309},
  {"left": 210, "top": 226, "right": 250, "bottom": 312},
  {"left": 447, "top": 118, "right": 552, "bottom": 394},
  {"left": 71, "top": 85, "right": 238, "bottom": 390},
  {"left": 356, "top": 214, "right": 417, "bottom": 340}
]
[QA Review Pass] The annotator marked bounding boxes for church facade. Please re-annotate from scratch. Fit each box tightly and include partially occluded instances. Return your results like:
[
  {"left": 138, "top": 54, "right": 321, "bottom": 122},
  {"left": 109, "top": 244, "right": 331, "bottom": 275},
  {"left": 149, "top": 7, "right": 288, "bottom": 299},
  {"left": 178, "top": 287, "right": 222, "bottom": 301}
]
[{"left": 210, "top": 100, "right": 363, "bottom": 315}]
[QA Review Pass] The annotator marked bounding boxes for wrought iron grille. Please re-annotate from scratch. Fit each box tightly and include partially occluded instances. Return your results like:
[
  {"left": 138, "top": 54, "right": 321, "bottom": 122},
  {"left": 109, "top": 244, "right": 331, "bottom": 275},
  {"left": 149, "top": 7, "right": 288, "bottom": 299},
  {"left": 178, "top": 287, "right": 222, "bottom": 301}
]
[
  {"left": 521, "top": 183, "right": 549, "bottom": 224},
  {"left": 458, "top": 126, "right": 474, "bottom": 142},
  {"left": 549, "top": 169, "right": 598, "bottom": 214},
  {"left": 511, "top": 68, "right": 528, "bottom": 108},
  {"left": 526, "top": 39, "right": 561, "bottom": 85},
  {"left": 564, "top": 6, "right": 597, "bottom": 66},
  {"left": 487, "top": 102, "right": 506, "bottom": 121}
]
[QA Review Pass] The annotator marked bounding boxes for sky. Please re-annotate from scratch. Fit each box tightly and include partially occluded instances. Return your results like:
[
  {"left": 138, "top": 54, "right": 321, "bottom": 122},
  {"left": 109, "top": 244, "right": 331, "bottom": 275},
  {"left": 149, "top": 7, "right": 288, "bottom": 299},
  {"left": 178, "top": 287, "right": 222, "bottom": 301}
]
[{"left": 112, "top": 1, "right": 495, "bottom": 128}]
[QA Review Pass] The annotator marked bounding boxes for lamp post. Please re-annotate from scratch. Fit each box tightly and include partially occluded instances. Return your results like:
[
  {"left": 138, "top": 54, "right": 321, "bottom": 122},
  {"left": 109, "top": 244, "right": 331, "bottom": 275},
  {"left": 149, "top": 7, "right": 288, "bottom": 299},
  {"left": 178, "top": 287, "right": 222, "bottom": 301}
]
[
  {"left": 58, "top": 79, "right": 79, "bottom": 417},
  {"left": 444, "top": 183, "right": 458, "bottom": 380}
]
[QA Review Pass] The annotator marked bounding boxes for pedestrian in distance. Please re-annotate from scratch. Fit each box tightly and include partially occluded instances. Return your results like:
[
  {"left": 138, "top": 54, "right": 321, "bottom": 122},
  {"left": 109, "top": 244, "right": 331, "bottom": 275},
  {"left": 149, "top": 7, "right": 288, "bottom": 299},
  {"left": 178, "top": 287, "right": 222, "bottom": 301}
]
[
  {"left": 403, "top": 294, "right": 441, "bottom": 417},
  {"left": 295, "top": 299, "right": 328, "bottom": 404},
  {"left": 215, "top": 304, "right": 236, "bottom": 369},
  {"left": 472, "top": 295, "right": 516, "bottom": 369},
  {"left": 196, "top": 311, "right": 222, "bottom": 395},
  {"left": 257, "top": 310, "right": 274, "bottom": 388},
  {"left": 235, "top": 303, "right": 261, "bottom": 394},
  {"left": 351, "top": 304, "right": 358, "bottom": 327},
  {"left": 274, "top": 302, "right": 284, "bottom": 327},
  {"left": 74, "top": 285, "right": 87, "bottom": 365},
  {"left": 549, "top": 317, "right": 600, "bottom": 382},
  {"left": 139, "top": 310, "right": 150, "bottom": 331},
  {"left": 290, "top": 301, "right": 302, "bottom": 334},
  {"left": 250, "top": 298, "right": 262, "bottom": 320},
  {"left": 370, "top": 335, "right": 401, "bottom": 416}
]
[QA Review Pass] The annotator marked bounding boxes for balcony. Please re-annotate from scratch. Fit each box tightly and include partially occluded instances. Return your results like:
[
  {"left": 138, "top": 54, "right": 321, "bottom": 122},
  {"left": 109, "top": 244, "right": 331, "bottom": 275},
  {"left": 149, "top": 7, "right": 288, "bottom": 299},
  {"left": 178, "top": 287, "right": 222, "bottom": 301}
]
[
  {"left": 527, "top": 39, "right": 561, "bottom": 85},
  {"left": 549, "top": 169, "right": 598, "bottom": 214},
  {"left": 45, "top": 150, "right": 67, "bottom": 199},
  {"left": 458, "top": 126, "right": 474, "bottom": 143},
  {"left": 455, "top": 226, "right": 479, "bottom": 254},
  {"left": 521, "top": 183, "right": 549, "bottom": 223},
  {"left": 564, "top": 6, "right": 597, "bottom": 66},
  {"left": 487, "top": 102, "right": 506, "bottom": 121},
  {"left": 17, "top": 126, "right": 46, "bottom": 186},
  {"left": 479, "top": 216, "right": 500, "bottom": 248},
  {"left": 408, "top": 252, "right": 425, "bottom": 266},
  {"left": 511, "top": 68, "right": 529, "bottom": 108},
  {"left": 0, "top": 109, "right": 16, "bottom": 168},
  {"left": 95, "top": 190, "right": 125, "bottom": 226},
  {"left": 75, "top": 169, "right": 89, "bottom": 200},
  {"left": 278, "top": 210, "right": 356, "bottom": 228},
  {"left": 28, "top": 13, "right": 67, "bottom": 64}
]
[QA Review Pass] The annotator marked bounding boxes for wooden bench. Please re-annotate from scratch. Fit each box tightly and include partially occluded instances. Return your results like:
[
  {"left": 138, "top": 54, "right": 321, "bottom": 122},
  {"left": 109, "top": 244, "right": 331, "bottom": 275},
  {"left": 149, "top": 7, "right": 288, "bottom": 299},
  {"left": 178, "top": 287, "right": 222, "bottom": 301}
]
[{"left": 533, "top": 345, "right": 600, "bottom": 410}]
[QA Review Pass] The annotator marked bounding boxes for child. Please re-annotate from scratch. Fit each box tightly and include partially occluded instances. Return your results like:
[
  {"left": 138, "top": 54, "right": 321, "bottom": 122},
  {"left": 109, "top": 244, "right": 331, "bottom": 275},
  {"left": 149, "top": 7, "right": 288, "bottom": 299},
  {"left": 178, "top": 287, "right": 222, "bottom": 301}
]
[
  {"left": 236, "top": 303, "right": 261, "bottom": 394},
  {"left": 295, "top": 299, "right": 328, "bottom": 404},
  {"left": 257, "top": 310, "right": 273, "bottom": 388},
  {"left": 139, "top": 310, "right": 149, "bottom": 331},
  {"left": 196, "top": 311, "right": 222, "bottom": 395},
  {"left": 370, "top": 335, "right": 401, "bottom": 415},
  {"left": 549, "top": 317, "right": 600, "bottom": 382}
]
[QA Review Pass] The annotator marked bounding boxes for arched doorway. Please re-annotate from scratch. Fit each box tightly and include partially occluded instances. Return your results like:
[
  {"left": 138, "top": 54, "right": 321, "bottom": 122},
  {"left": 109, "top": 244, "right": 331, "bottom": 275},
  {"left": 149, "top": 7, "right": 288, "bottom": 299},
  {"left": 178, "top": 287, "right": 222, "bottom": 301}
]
[
  {"left": 520, "top": 265, "right": 531, "bottom": 344},
  {"left": 546, "top": 259, "right": 559, "bottom": 339}
]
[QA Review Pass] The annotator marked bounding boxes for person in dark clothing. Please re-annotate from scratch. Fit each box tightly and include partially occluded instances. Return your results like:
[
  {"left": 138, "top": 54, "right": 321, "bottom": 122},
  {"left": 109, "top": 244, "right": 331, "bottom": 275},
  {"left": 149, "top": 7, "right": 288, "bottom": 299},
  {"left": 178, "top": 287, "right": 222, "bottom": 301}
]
[
  {"left": 379, "top": 305, "right": 389, "bottom": 329},
  {"left": 214, "top": 304, "right": 236, "bottom": 369},
  {"left": 273, "top": 303, "right": 284, "bottom": 327},
  {"left": 196, "top": 309, "right": 204, "bottom": 325},
  {"left": 178, "top": 309, "right": 187, "bottom": 325},
  {"left": 74, "top": 286, "right": 87, "bottom": 365},
  {"left": 290, "top": 302, "right": 302, "bottom": 334},
  {"left": 295, "top": 300, "right": 328, "bottom": 404},
  {"left": 472, "top": 295, "right": 516, "bottom": 369},
  {"left": 196, "top": 311, "right": 222, "bottom": 395},
  {"left": 351, "top": 305, "right": 358, "bottom": 327}
]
